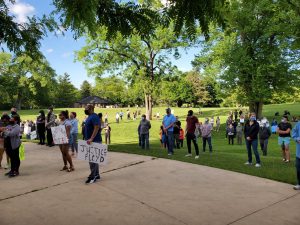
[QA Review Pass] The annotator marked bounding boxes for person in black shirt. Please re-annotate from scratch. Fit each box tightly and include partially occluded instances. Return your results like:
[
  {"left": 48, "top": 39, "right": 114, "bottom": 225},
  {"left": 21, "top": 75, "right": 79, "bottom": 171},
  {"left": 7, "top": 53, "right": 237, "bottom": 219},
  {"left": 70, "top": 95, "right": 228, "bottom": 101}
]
[
  {"left": 173, "top": 117, "right": 181, "bottom": 149},
  {"left": 36, "top": 110, "right": 46, "bottom": 145},
  {"left": 244, "top": 112, "right": 261, "bottom": 167},
  {"left": 277, "top": 116, "right": 292, "bottom": 163}
]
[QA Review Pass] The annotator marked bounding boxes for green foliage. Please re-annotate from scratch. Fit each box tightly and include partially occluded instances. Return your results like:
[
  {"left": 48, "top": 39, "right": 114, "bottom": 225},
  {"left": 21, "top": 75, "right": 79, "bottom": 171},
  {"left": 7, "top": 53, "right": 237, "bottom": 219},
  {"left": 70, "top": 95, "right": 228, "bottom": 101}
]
[{"left": 79, "top": 80, "right": 92, "bottom": 99}]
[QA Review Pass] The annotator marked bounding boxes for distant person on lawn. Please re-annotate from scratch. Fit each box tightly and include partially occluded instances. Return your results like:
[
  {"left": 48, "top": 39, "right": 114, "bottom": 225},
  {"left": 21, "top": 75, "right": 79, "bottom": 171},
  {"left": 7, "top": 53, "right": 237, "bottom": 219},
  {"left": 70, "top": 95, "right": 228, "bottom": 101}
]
[
  {"left": 163, "top": 108, "right": 176, "bottom": 156},
  {"left": 292, "top": 120, "right": 300, "bottom": 190},
  {"left": 104, "top": 123, "right": 111, "bottom": 145},
  {"left": 277, "top": 116, "right": 292, "bottom": 163},
  {"left": 185, "top": 110, "right": 200, "bottom": 159},
  {"left": 36, "top": 110, "right": 46, "bottom": 145},
  {"left": 259, "top": 121, "right": 271, "bottom": 156},
  {"left": 84, "top": 104, "right": 101, "bottom": 184},
  {"left": 201, "top": 118, "right": 213, "bottom": 153},
  {"left": 139, "top": 114, "right": 151, "bottom": 149},
  {"left": 244, "top": 113, "right": 261, "bottom": 167},
  {"left": 227, "top": 124, "right": 235, "bottom": 145},
  {"left": 236, "top": 123, "right": 243, "bottom": 145}
]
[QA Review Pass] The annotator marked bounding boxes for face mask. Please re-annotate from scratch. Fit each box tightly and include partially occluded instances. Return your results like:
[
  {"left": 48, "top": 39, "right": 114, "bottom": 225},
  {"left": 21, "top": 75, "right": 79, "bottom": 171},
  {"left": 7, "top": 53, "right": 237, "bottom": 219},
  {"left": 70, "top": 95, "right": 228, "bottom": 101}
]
[
  {"left": 281, "top": 119, "right": 285, "bottom": 123},
  {"left": 250, "top": 116, "right": 256, "bottom": 121},
  {"left": 84, "top": 110, "right": 90, "bottom": 115},
  {"left": 142, "top": 117, "right": 146, "bottom": 120},
  {"left": 9, "top": 120, "right": 15, "bottom": 125}
]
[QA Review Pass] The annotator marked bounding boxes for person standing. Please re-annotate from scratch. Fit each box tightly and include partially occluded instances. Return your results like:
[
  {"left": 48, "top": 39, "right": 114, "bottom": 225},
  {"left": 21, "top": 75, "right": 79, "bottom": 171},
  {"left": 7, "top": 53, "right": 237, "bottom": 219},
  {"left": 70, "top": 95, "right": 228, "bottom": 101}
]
[
  {"left": 36, "top": 110, "right": 46, "bottom": 145},
  {"left": 45, "top": 107, "right": 56, "bottom": 147},
  {"left": 116, "top": 112, "right": 120, "bottom": 123},
  {"left": 210, "top": 116, "right": 214, "bottom": 130},
  {"left": 292, "top": 120, "right": 300, "bottom": 190},
  {"left": 163, "top": 108, "right": 176, "bottom": 156},
  {"left": 244, "top": 113, "right": 261, "bottom": 167},
  {"left": 120, "top": 110, "right": 124, "bottom": 120},
  {"left": 185, "top": 110, "right": 200, "bottom": 159},
  {"left": 104, "top": 113, "right": 108, "bottom": 124},
  {"left": 104, "top": 123, "right": 111, "bottom": 144},
  {"left": 0, "top": 115, "right": 21, "bottom": 177},
  {"left": 227, "top": 124, "right": 235, "bottom": 145},
  {"left": 200, "top": 118, "right": 213, "bottom": 153},
  {"left": 69, "top": 112, "right": 78, "bottom": 157},
  {"left": 271, "top": 118, "right": 278, "bottom": 134},
  {"left": 259, "top": 122, "right": 271, "bottom": 156},
  {"left": 236, "top": 123, "right": 243, "bottom": 145},
  {"left": 216, "top": 116, "right": 221, "bottom": 132},
  {"left": 139, "top": 115, "right": 151, "bottom": 149},
  {"left": 179, "top": 127, "right": 185, "bottom": 148},
  {"left": 277, "top": 116, "right": 292, "bottom": 163},
  {"left": 173, "top": 117, "right": 181, "bottom": 149},
  {"left": 58, "top": 111, "right": 74, "bottom": 172},
  {"left": 84, "top": 104, "right": 101, "bottom": 184}
]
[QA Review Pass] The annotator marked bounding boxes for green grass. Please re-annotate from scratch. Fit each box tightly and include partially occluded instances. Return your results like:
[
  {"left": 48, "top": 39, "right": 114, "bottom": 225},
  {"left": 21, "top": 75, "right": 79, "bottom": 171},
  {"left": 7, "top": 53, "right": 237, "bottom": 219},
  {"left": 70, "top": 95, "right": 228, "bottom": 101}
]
[{"left": 17, "top": 103, "right": 300, "bottom": 184}]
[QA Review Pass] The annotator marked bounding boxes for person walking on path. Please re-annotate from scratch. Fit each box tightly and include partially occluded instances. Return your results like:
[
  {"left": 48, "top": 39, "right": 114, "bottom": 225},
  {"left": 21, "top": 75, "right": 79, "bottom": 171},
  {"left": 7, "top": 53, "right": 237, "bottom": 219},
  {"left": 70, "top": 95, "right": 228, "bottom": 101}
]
[
  {"left": 185, "top": 110, "right": 200, "bottom": 159},
  {"left": 36, "top": 110, "right": 46, "bottom": 145},
  {"left": 236, "top": 123, "right": 243, "bottom": 145},
  {"left": 201, "top": 118, "right": 213, "bottom": 153},
  {"left": 104, "top": 123, "right": 111, "bottom": 145},
  {"left": 69, "top": 112, "right": 78, "bottom": 157},
  {"left": 0, "top": 115, "right": 21, "bottom": 177},
  {"left": 292, "top": 120, "right": 300, "bottom": 190},
  {"left": 227, "top": 124, "right": 235, "bottom": 145},
  {"left": 58, "top": 111, "right": 74, "bottom": 172},
  {"left": 277, "top": 116, "right": 292, "bottom": 163},
  {"left": 259, "top": 122, "right": 271, "bottom": 156},
  {"left": 244, "top": 113, "right": 261, "bottom": 167},
  {"left": 84, "top": 104, "right": 101, "bottom": 184},
  {"left": 139, "top": 114, "right": 151, "bottom": 149},
  {"left": 163, "top": 108, "right": 176, "bottom": 156},
  {"left": 46, "top": 106, "right": 56, "bottom": 147}
]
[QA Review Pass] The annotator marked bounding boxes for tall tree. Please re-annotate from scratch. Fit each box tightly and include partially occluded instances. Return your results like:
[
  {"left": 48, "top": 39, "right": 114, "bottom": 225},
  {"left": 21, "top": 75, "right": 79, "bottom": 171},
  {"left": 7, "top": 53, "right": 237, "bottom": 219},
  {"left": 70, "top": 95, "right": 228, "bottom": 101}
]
[
  {"left": 76, "top": 23, "right": 187, "bottom": 119},
  {"left": 79, "top": 80, "right": 92, "bottom": 99},
  {"left": 54, "top": 73, "right": 79, "bottom": 107},
  {"left": 193, "top": 0, "right": 299, "bottom": 117}
]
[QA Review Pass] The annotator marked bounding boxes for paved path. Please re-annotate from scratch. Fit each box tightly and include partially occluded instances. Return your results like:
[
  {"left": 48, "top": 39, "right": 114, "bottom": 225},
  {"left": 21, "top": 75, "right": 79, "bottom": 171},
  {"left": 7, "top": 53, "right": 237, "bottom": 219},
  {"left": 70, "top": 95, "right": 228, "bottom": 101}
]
[{"left": 0, "top": 143, "right": 299, "bottom": 225}]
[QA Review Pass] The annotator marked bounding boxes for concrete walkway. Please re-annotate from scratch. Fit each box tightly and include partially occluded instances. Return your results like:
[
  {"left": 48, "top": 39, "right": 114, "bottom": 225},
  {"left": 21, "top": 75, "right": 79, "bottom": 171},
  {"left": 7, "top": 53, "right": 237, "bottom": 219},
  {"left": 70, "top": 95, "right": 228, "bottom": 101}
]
[{"left": 0, "top": 143, "right": 299, "bottom": 225}]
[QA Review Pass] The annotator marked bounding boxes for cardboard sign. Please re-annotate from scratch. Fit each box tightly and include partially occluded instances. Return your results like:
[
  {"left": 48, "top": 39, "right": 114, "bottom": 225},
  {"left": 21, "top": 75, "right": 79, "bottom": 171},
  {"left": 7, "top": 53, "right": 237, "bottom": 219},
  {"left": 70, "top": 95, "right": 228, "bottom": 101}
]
[
  {"left": 51, "top": 125, "right": 68, "bottom": 144},
  {"left": 77, "top": 140, "right": 108, "bottom": 165},
  {"left": 30, "top": 130, "right": 37, "bottom": 140}
]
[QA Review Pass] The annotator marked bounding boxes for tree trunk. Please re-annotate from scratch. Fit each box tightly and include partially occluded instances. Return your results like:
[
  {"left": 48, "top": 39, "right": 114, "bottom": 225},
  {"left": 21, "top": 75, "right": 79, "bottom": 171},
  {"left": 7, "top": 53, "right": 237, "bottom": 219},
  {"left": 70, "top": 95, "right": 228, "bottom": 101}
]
[
  {"left": 145, "top": 94, "right": 153, "bottom": 120},
  {"left": 249, "top": 101, "right": 263, "bottom": 119}
]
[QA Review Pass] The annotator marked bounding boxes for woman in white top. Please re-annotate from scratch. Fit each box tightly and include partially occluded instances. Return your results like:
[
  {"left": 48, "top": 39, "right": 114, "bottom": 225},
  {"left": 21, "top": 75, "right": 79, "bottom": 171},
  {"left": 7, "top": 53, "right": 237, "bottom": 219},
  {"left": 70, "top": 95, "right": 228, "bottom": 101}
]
[{"left": 58, "top": 110, "right": 74, "bottom": 172}]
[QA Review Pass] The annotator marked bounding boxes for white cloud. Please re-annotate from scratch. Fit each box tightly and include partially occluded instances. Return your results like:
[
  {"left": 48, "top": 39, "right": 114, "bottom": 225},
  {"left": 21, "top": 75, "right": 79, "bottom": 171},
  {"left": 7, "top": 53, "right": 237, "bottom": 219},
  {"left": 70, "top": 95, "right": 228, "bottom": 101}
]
[
  {"left": 61, "top": 52, "right": 72, "bottom": 58},
  {"left": 8, "top": 0, "right": 35, "bottom": 23},
  {"left": 46, "top": 48, "right": 54, "bottom": 54}
]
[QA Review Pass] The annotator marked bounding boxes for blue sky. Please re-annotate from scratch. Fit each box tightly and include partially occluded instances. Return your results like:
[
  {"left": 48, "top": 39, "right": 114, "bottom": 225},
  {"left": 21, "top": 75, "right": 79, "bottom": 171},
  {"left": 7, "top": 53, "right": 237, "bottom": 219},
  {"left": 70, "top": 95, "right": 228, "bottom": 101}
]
[{"left": 6, "top": 0, "right": 199, "bottom": 88}]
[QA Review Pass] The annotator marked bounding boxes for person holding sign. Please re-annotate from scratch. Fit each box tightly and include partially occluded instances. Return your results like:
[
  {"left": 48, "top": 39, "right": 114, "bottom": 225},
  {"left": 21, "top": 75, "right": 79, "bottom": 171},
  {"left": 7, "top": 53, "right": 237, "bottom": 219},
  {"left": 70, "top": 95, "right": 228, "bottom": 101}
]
[
  {"left": 58, "top": 111, "right": 74, "bottom": 172},
  {"left": 84, "top": 104, "right": 101, "bottom": 184}
]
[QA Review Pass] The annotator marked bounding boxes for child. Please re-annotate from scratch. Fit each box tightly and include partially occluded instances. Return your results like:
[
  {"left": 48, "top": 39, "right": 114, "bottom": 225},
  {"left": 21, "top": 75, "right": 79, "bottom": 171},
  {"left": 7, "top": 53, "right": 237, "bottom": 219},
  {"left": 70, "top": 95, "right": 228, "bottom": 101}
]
[
  {"left": 227, "top": 124, "right": 235, "bottom": 145},
  {"left": 159, "top": 125, "right": 166, "bottom": 149},
  {"left": 179, "top": 127, "right": 185, "bottom": 148}
]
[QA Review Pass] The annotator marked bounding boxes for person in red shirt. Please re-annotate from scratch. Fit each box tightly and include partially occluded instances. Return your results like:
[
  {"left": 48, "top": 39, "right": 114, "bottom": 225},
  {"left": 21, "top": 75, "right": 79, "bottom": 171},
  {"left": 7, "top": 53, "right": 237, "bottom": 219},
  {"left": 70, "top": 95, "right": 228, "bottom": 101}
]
[
  {"left": 179, "top": 127, "right": 185, "bottom": 148},
  {"left": 185, "top": 110, "right": 200, "bottom": 159}
]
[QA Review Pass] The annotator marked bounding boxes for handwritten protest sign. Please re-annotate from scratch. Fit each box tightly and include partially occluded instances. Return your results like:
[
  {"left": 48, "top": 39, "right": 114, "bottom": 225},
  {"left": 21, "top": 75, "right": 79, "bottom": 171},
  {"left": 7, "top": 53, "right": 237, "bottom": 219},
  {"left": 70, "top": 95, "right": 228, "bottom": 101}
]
[
  {"left": 30, "top": 130, "right": 37, "bottom": 140},
  {"left": 51, "top": 125, "right": 68, "bottom": 144},
  {"left": 77, "top": 140, "right": 108, "bottom": 165}
]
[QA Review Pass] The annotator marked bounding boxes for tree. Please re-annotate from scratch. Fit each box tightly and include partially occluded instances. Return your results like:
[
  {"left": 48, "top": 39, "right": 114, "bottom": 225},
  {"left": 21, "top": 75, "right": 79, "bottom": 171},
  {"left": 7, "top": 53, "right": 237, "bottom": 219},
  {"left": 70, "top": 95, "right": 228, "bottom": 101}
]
[
  {"left": 54, "top": 73, "right": 79, "bottom": 107},
  {"left": 53, "top": 0, "right": 224, "bottom": 39},
  {"left": 79, "top": 80, "right": 92, "bottom": 99},
  {"left": 0, "top": 0, "right": 57, "bottom": 57},
  {"left": 76, "top": 22, "right": 187, "bottom": 119},
  {"left": 193, "top": 0, "right": 299, "bottom": 118},
  {"left": 0, "top": 52, "right": 56, "bottom": 109}
]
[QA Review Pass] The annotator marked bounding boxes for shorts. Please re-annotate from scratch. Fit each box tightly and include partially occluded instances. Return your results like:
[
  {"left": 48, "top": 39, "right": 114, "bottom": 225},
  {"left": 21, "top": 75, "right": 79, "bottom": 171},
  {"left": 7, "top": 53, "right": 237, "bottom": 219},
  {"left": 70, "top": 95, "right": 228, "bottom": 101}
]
[{"left": 278, "top": 137, "right": 290, "bottom": 146}]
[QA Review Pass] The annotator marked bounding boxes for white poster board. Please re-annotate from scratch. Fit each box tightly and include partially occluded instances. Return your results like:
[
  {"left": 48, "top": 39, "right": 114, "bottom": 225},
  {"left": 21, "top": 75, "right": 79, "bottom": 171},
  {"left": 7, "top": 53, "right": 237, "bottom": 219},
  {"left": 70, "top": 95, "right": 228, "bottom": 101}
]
[
  {"left": 51, "top": 125, "right": 68, "bottom": 144},
  {"left": 77, "top": 140, "right": 108, "bottom": 165},
  {"left": 30, "top": 130, "right": 37, "bottom": 140},
  {"left": 24, "top": 126, "right": 31, "bottom": 135}
]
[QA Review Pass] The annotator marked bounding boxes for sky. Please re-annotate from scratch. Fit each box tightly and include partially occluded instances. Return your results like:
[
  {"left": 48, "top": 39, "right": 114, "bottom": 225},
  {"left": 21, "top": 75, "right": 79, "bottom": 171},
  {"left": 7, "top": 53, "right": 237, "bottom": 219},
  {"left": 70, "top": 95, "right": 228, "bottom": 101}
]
[{"left": 6, "top": 0, "right": 200, "bottom": 88}]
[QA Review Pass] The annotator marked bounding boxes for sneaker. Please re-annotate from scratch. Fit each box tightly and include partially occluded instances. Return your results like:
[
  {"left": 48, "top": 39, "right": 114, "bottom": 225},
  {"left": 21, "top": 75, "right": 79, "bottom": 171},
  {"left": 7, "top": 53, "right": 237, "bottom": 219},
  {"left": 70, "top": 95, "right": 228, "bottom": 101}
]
[
  {"left": 244, "top": 162, "right": 252, "bottom": 165},
  {"left": 5, "top": 171, "right": 12, "bottom": 176},
  {"left": 293, "top": 185, "right": 300, "bottom": 190},
  {"left": 255, "top": 163, "right": 261, "bottom": 168},
  {"left": 282, "top": 158, "right": 286, "bottom": 162},
  {"left": 95, "top": 175, "right": 101, "bottom": 180},
  {"left": 89, "top": 177, "right": 97, "bottom": 184},
  {"left": 185, "top": 154, "right": 192, "bottom": 157},
  {"left": 195, "top": 155, "right": 200, "bottom": 159},
  {"left": 285, "top": 160, "right": 290, "bottom": 163},
  {"left": 85, "top": 178, "right": 92, "bottom": 184},
  {"left": 168, "top": 153, "right": 172, "bottom": 156}
]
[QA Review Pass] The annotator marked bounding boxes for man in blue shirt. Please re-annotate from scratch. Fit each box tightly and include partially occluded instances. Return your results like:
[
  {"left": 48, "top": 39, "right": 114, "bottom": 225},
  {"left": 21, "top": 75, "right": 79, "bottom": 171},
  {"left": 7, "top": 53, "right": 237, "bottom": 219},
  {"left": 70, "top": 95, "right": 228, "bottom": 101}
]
[
  {"left": 84, "top": 104, "right": 101, "bottom": 184},
  {"left": 163, "top": 108, "right": 176, "bottom": 155},
  {"left": 292, "top": 121, "right": 300, "bottom": 190}
]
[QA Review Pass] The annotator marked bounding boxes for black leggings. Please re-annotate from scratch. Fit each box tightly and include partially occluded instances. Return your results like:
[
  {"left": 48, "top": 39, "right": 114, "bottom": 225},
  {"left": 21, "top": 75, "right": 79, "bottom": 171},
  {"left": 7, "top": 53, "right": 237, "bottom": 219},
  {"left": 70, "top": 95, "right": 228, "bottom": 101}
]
[
  {"left": 228, "top": 135, "right": 234, "bottom": 145},
  {"left": 38, "top": 129, "right": 45, "bottom": 144},
  {"left": 186, "top": 133, "right": 199, "bottom": 155},
  {"left": 46, "top": 128, "right": 53, "bottom": 145},
  {"left": 6, "top": 146, "right": 20, "bottom": 173}
]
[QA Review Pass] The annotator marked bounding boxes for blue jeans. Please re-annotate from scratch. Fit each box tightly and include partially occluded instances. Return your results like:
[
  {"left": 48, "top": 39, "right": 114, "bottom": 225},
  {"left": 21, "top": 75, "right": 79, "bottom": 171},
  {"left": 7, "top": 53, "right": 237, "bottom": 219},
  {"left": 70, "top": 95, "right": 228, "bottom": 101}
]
[
  {"left": 70, "top": 133, "right": 78, "bottom": 153},
  {"left": 88, "top": 139, "right": 102, "bottom": 179},
  {"left": 296, "top": 157, "right": 300, "bottom": 185},
  {"left": 141, "top": 133, "right": 149, "bottom": 149},
  {"left": 246, "top": 139, "right": 260, "bottom": 164},
  {"left": 202, "top": 137, "right": 212, "bottom": 152},
  {"left": 166, "top": 131, "right": 174, "bottom": 154}
]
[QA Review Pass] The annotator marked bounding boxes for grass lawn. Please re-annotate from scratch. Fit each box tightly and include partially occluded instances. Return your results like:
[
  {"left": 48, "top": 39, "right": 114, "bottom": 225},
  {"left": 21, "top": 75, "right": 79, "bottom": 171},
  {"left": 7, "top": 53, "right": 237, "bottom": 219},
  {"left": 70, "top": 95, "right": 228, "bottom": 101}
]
[{"left": 17, "top": 102, "right": 300, "bottom": 184}]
